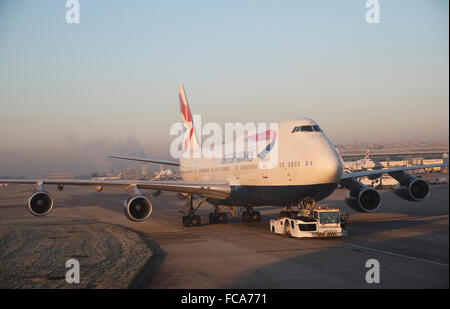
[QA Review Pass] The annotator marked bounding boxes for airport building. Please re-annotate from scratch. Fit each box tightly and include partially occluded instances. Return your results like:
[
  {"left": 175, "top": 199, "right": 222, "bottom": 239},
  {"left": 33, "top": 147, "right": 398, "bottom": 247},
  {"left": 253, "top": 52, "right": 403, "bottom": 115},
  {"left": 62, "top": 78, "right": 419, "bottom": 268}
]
[{"left": 339, "top": 141, "right": 448, "bottom": 163}]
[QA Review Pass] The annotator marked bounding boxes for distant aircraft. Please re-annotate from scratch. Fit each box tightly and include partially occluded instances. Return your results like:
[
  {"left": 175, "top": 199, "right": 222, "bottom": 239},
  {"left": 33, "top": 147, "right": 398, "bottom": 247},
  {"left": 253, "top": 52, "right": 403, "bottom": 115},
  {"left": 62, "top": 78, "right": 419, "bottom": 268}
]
[
  {"left": 337, "top": 149, "right": 383, "bottom": 173},
  {"left": 1, "top": 85, "right": 447, "bottom": 227},
  {"left": 151, "top": 165, "right": 174, "bottom": 181}
]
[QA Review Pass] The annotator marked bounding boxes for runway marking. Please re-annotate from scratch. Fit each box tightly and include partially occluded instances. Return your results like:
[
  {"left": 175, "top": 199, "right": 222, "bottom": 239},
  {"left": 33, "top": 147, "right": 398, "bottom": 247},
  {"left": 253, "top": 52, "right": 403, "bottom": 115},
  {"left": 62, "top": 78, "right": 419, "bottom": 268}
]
[{"left": 344, "top": 243, "right": 449, "bottom": 268}]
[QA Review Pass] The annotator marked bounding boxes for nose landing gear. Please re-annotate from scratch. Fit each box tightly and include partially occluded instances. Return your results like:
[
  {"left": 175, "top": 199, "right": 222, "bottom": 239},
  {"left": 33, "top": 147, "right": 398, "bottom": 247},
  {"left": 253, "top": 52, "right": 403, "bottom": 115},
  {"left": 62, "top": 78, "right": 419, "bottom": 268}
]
[{"left": 279, "top": 198, "right": 316, "bottom": 218}]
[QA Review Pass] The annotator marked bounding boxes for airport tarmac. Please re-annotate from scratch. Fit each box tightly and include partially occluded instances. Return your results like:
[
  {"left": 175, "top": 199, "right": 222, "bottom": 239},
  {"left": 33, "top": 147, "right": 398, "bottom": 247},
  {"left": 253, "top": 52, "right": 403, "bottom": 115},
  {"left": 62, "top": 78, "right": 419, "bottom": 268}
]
[{"left": 0, "top": 184, "right": 448, "bottom": 288}]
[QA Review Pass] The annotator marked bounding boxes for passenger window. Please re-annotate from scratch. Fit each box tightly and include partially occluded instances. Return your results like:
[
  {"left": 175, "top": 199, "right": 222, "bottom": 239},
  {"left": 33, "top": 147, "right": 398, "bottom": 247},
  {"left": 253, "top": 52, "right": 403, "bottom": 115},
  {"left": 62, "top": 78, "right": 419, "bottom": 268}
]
[
  {"left": 291, "top": 221, "right": 294, "bottom": 229},
  {"left": 305, "top": 161, "right": 308, "bottom": 166}
]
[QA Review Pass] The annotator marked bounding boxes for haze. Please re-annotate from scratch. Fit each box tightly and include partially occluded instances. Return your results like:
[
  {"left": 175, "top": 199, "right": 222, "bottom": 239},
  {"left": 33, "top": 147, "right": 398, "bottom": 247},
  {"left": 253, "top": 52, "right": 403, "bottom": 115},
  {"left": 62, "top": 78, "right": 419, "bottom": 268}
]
[{"left": 0, "top": 0, "right": 448, "bottom": 177}]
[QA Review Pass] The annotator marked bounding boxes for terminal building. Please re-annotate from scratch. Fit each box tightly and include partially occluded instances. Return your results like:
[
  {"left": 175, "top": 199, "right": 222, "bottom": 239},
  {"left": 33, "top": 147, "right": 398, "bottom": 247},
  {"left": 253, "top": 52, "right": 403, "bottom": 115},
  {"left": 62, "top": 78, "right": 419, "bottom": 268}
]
[{"left": 339, "top": 141, "right": 448, "bottom": 165}]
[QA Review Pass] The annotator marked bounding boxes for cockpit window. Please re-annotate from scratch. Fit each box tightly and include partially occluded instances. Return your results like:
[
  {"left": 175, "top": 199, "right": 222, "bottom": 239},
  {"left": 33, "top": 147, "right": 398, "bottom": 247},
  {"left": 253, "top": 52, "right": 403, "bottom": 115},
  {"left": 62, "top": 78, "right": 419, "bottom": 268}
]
[
  {"left": 300, "top": 126, "right": 313, "bottom": 132},
  {"left": 291, "top": 125, "right": 322, "bottom": 133}
]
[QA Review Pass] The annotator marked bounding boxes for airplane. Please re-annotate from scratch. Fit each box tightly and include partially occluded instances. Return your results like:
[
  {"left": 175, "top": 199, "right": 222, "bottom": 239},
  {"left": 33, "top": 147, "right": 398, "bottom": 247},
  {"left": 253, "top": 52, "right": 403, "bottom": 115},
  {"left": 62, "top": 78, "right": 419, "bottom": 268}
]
[
  {"left": 1, "top": 85, "right": 447, "bottom": 227},
  {"left": 151, "top": 165, "right": 174, "bottom": 181},
  {"left": 337, "top": 149, "right": 383, "bottom": 173}
]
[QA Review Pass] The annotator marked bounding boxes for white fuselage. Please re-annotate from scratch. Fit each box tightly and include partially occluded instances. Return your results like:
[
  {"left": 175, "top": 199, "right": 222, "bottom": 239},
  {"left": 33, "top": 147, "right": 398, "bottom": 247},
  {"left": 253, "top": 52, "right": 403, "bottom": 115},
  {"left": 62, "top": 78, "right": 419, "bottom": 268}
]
[{"left": 179, "top": 119, "right": 342, "bottom": 207}]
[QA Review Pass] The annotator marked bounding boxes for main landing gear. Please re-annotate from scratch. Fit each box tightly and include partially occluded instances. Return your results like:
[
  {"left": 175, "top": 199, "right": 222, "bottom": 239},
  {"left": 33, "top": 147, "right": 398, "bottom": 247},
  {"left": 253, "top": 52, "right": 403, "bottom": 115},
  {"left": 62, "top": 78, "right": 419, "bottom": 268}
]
[
  {"left": 209, "top": 211, "right": 228, "bottom": 224},
  {"left": 182, "top": 195, "right": 205, "bottom": 227},
  {"left": 182, "top": 197, "right": 230, "bottom": 227},
  {"left": 242, "top": 207, "right": 261, "bottom": 223}
]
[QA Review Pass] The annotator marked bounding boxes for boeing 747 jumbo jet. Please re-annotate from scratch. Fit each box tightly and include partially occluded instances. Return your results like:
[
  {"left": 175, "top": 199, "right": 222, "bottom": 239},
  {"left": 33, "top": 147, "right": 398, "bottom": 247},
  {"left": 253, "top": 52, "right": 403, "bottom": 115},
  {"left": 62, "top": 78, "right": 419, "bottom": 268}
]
[{"left": 1, "top": 85, "right": 447, "bottom": 227}]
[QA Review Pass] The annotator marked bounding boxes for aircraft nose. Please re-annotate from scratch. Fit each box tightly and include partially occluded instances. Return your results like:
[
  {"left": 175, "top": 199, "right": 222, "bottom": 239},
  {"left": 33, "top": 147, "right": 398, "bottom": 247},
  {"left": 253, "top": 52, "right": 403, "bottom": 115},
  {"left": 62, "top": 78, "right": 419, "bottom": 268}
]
[{"left": 314, "top": 150, "right": 342, "bottom": 184}]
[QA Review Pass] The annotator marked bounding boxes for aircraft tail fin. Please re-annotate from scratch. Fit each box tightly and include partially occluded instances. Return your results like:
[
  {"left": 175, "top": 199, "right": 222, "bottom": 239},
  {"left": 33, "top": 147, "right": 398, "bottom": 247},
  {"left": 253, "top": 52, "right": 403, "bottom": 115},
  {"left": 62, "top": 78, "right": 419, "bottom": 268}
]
[
  {"left": 178, "top": 84, "right": 200, "bottom": 153},
  {"left": 364, "top": 150, "right": 370, "bottom": 160}
]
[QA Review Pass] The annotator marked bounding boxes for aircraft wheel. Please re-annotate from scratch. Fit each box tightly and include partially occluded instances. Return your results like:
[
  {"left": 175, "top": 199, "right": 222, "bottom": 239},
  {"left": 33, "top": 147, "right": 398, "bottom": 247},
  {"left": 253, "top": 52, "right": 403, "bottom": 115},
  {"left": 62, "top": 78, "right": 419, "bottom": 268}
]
[
  {"left": 209, "top": 213, "right": 217, "bottom": 224},
  {"left": 192, "top": 215, "right": 201, "bottom": 226},
  {"left": 280, "top": 211, "right": 288, "bottom": 218},
  {"left": 251, "top": 211, "right": 261, "bottom": 222},
  {"left": 242, "top": 211, "right": 250, "bottom": 223},
  {"left": 218, "top": 213, "right": 228, "bottom": 224},
  {"left": 182, "top": 216, "right": 192, "bottom": 227}
]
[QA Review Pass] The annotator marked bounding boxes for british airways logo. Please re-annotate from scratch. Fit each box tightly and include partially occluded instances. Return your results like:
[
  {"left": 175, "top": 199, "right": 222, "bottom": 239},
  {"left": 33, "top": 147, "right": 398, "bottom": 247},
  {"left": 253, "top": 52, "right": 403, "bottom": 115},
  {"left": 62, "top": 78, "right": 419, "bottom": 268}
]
[
  {"left": 220, "top": 129, "right": 278, "bottom": 164},
  {"left": 247, "top": 130, "right": 278, "bottom": 159}
]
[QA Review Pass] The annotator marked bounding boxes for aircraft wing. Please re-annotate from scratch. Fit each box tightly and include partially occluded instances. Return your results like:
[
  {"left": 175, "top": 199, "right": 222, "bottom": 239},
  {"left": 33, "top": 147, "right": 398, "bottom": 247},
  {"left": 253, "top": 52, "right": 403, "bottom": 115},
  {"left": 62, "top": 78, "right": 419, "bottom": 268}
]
[
  {"left": 0, "top": 179, "right": 230, "bottom": 199},
  {"left": 340, "top": 163, "right": 448, "bottom": 180},
  {"left": 109, "top": 155, "right": 180, "bottom": 167}
]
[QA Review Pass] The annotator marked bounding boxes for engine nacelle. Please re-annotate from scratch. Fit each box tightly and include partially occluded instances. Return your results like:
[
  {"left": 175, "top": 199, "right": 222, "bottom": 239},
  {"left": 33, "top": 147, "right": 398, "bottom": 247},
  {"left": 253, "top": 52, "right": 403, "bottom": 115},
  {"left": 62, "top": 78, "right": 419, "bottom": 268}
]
[
  {"left": 345, "top": 187, "right": 381, "bottom": 213},
  {"left": 394, "top": 177, "right": 430, "bottom": 201},
  {"left": 28, "top": 191, "right": 54, "bottom": 216},
  {"left": 123, "top": 195, "right": 152, "bottom": 222}
]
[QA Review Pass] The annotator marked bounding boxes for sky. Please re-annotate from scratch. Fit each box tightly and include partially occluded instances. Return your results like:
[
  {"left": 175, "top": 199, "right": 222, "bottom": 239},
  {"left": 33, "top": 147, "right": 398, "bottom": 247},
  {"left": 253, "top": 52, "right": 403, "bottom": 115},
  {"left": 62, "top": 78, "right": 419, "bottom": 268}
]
[{"left": 0, "top": 0, "right": 448, "bottom": 177}]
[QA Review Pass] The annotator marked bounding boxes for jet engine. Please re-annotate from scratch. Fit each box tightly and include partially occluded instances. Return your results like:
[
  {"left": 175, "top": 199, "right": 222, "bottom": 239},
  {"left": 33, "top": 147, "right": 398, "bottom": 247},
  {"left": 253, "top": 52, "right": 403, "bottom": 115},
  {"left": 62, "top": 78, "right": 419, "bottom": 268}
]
[
  {"left": 393, "top": 176, "right": 430, "bottom": 201},
  {"left": 28, "top": 191, "right": 54, "bottom": 216},
  {"left": 345, "top": 187, "right": 381, "bottom": 213},
  {"left": 123, "top": 195, "right": 152, "bottom": 222}
]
